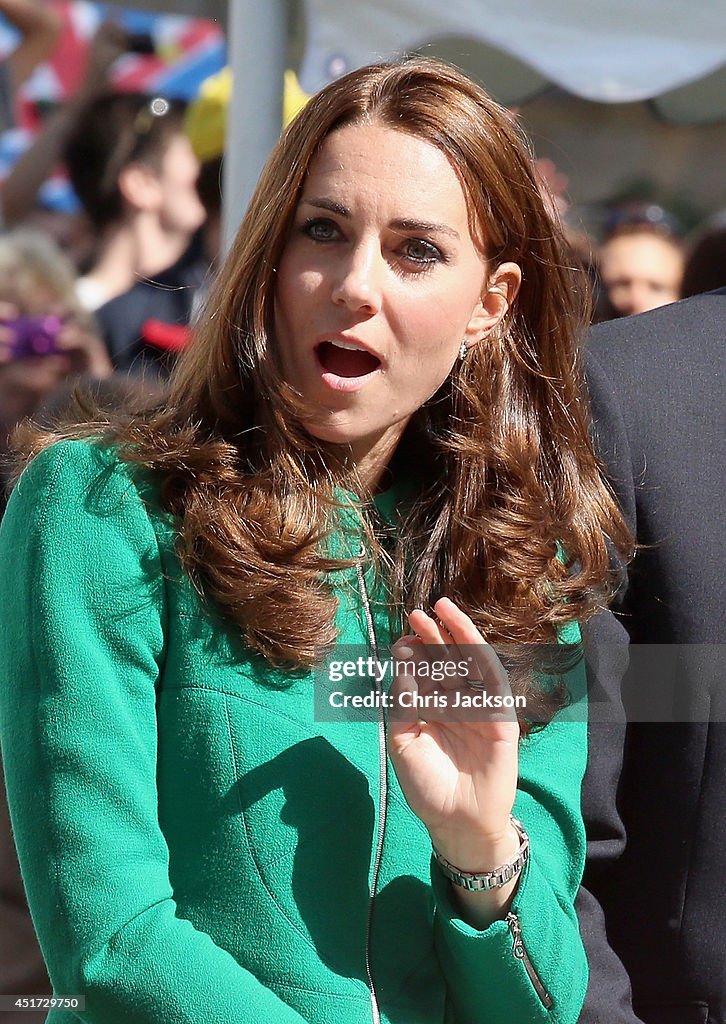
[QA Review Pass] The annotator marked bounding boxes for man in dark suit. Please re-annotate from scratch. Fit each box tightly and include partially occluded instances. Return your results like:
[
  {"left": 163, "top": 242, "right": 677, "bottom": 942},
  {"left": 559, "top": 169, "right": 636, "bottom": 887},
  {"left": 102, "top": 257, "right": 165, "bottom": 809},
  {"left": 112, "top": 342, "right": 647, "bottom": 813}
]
[{"left": 580, "top": 289, "right": 726, "bottom": 1024}]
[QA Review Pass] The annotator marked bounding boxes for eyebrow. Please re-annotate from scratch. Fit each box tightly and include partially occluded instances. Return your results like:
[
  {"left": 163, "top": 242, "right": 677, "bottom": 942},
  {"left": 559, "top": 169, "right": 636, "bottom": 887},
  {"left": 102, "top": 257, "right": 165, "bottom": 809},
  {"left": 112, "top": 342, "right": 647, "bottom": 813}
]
[{"left": 300, "top": 198, "right": 460, "bottom": 240}]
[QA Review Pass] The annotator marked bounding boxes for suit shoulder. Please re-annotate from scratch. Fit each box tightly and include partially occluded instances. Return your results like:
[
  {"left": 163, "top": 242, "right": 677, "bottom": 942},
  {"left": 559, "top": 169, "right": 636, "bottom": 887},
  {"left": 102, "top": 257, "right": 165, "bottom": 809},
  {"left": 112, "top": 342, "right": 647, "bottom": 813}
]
[{"left": 589, "top": 289, "right": 726, "bottom": 369}]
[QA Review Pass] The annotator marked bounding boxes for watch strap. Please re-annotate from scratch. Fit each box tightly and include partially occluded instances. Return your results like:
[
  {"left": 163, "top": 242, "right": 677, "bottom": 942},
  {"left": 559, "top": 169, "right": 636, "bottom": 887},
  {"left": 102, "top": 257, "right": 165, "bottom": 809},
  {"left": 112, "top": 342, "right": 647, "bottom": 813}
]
[{"left": 433, "top": 816, "right": 530, "bottom": 891}]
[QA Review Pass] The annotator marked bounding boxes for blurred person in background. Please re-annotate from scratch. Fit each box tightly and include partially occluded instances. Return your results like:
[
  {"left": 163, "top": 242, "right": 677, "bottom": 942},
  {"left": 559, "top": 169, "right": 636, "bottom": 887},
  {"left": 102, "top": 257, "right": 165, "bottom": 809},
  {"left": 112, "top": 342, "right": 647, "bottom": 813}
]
[
  {"left": 183, "top": 66, "right": 312, "bottom": 320},
  {"left": 0, "top": 228, "right": 111, "bottom": 509},
  {"left": 597, "top": 222, "right": 685, "bottom": 319},
  {"left": 681, "top": 210, "right": 726, "bottom": 298},
  {"left": 0, "top": 0, "right": 60, "bottom": 91},
  {"left": 0, "top": 1, "right": 61, "bottom": 215},
  {"left": 0, "top": 19, "right": 127, "bottom": 236},
  {"left": 63, "top": 91, "right": 207, "bottom": 375}
]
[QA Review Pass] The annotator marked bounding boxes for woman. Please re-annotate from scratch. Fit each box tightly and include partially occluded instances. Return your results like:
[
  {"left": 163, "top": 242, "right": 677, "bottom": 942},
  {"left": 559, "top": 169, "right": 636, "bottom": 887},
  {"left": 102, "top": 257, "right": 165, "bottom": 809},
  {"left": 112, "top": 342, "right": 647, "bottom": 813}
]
[{"left": 0, "top": 59, "right": 629, "bottom": 1023}]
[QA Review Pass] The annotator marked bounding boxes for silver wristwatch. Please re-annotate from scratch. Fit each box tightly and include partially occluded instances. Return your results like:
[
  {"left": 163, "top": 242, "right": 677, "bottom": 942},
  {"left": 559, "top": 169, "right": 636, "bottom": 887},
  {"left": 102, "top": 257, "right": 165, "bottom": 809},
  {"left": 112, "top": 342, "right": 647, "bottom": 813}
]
[{"left": 433, "top": 816, "right": 530, "bottom": 891}]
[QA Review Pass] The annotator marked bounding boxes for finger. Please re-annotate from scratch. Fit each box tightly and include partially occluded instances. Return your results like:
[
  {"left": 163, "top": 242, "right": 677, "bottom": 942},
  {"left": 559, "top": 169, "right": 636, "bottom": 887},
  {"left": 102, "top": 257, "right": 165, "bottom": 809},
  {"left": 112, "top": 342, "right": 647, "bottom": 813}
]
[
  {"left": 417, "top": 603, "right": 477, "bottom": 687},
  {"left": 432, "top": 606, "right": 471, "bottom": 682},
  {"left": 391, "top": 632, "right": 422, "bottom": 651},
  {"left": 0, "top": 314, "right": 18, "bottom": 359},
  {"left": 388, "top": 648, "right": 426, "bottom": 736},
  {"left": 56, "top": 326, "right": 79, "bottom": 352},
  {"left": 434, "top": 614, "right": 456, "bottom": 645},
  {"left": 405, "top": 610, "right": 471, "bottom": 692},
  {"left": 391, "top": 636, "right": 438, "bottom": 703},
  {"left": 431, "top": 598, "right": 487, "bottom": 679},
  {"left": 432, "top": 598, "right": 511, "bottom": 696},
  {"left": 432, "top": 597, "right": 483, "bottom": 642},
  {"left": 408, "top": 608, "right": 449, "bottom": 646},
  {"left": 57, "top": 323, "right": 91, "bottom": 353},
  {"left": 393, "top": 627, "right": 511, "bottom": 725},
  {"left": 390, "top": 636, "right": 418, "bottom": 685}
]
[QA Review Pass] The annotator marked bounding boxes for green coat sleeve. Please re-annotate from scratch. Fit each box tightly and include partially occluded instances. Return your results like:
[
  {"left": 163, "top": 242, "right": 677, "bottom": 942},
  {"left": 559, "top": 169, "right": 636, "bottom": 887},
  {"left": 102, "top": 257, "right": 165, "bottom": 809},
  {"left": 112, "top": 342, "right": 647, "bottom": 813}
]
[
  {"left": 432, "top": 686, "right": 589, "bottom": 1023},
  {"left": 0, "top": 441, "right": 307, "bottom": 1024}
]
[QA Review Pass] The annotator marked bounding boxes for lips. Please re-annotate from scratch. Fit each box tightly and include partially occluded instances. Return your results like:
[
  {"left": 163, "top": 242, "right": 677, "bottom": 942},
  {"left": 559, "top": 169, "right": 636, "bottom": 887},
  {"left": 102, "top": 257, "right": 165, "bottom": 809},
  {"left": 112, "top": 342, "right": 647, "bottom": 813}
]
[{"left": 315, "top": 338, "right": 381, "bottom": 378}]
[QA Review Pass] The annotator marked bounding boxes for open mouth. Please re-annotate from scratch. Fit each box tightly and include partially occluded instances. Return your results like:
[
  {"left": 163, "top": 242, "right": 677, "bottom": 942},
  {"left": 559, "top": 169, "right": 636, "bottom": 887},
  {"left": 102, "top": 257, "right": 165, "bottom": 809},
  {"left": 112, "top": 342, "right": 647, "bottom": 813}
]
[{"left": 316, "top": 340, "right": 381, "bottom": 378}]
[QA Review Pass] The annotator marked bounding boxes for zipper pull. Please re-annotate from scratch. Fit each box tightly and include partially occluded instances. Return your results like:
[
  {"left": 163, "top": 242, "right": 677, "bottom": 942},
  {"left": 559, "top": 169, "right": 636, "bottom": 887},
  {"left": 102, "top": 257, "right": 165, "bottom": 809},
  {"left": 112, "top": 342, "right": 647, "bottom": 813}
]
[{"left": 505, "top": 911, "right": 554, "bottom": 1009}]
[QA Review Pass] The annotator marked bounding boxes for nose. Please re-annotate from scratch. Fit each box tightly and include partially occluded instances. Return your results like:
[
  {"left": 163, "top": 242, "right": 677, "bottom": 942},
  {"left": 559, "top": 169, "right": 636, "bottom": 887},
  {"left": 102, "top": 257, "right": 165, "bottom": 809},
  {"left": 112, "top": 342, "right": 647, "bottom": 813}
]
[
  {"left": 616, "top": 290, "right": 639, "bottom": 317},
  {"left": 625, "top": 284, "right": 658, "bottom": 317},
  {"left": 609, "top": 282, "right": 640, "bottom": 318},
  {"left": 331, "top": 239, "right": 382, "bottom": 314}
]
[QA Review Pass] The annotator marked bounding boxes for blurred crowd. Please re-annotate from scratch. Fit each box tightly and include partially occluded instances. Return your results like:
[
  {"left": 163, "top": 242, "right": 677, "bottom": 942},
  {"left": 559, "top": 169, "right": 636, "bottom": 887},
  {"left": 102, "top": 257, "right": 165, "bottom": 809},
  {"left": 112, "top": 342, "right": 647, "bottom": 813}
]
[
  {"left": 0, "top": 8, "right": 226, "bottom": 515},
  {"left": 0, "top": 3, "right": 725, "bottom": 517}
]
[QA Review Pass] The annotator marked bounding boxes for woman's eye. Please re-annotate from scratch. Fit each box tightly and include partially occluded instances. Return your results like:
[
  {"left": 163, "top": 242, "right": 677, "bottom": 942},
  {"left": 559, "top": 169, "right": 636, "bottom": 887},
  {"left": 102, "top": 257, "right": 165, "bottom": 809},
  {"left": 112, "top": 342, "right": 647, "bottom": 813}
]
[
  {"left": 400, "top": 238, "right": 443, "bottom": 265},
  {"left": 301, "top": 218, "right": 340, "bottom": 243}
]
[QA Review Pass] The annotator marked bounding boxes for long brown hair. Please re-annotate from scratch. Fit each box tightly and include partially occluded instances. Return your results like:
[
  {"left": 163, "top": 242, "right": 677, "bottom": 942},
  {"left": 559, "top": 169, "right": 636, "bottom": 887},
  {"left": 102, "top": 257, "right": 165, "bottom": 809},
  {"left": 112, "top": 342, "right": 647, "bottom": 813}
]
[{"left": 16, "top": 58, "right": 631, "bottom": 679}]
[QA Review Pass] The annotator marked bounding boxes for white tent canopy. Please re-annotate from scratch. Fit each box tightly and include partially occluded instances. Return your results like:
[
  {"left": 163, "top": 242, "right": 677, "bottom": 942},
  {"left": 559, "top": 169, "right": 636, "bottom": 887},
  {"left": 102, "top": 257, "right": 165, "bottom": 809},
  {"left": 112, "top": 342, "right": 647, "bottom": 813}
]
[{"left": 299, "top": 0, "right": 726, "bottom": 104}]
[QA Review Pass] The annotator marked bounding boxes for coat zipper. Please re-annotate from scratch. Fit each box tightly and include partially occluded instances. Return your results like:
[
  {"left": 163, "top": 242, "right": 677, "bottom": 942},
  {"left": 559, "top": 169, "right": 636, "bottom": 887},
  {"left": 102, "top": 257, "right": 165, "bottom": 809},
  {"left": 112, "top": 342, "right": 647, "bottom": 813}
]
[
  {"left": 355, "top": 554, "right": 551, "bottom": 1019},
  {"left": 356, "top": 545, "right": 387, "bottom": 1024},
  {"left": 506, "top": 911, "right": 554, "bottom": 1009}
]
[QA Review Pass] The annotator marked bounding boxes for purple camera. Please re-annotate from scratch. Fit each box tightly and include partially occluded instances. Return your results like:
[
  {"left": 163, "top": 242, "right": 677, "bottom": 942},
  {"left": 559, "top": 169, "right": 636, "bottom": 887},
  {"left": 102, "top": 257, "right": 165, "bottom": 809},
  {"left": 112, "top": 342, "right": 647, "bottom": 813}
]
[{"left": 2, "top": 315, "right": 63, "bottom": 359}]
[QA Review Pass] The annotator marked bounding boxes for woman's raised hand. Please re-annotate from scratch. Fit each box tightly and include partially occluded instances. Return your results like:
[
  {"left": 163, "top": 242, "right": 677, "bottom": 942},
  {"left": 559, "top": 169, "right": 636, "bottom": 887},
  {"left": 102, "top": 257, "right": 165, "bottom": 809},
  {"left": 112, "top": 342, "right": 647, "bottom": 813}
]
[{"left": 388, "top": 597, "right": 521, "bottom": 908}]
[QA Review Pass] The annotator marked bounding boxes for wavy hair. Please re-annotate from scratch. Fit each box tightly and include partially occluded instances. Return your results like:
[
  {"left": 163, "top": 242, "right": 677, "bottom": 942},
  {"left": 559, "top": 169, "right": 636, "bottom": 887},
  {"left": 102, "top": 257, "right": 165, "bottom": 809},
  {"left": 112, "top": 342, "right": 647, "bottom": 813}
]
[{"left": 16, "top": 58, "right": 631, "bottom": 696}]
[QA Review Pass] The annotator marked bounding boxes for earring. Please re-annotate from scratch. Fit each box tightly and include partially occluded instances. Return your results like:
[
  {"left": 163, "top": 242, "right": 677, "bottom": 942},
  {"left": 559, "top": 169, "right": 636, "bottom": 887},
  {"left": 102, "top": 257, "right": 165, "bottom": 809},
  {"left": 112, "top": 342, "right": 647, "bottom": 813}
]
[{"left": 459, "top": 340, "right": 468, "bottom": 361}]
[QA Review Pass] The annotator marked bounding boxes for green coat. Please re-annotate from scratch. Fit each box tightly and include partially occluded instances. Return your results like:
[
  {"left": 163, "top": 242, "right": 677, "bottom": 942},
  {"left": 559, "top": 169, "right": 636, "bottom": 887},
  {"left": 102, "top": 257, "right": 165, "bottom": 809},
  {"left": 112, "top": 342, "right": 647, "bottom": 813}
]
[{"left": 0, "top": 440, "right": 589, "bottom": 1023}]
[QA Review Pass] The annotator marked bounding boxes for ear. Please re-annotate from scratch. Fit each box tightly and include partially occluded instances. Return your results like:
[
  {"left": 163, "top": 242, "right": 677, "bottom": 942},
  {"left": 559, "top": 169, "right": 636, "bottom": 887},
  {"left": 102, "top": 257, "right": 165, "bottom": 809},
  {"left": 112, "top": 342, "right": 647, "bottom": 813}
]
[
  {"left": 117, "top": 162, "right": 163, "bottom": 213},
  {"left": 463, "top": 261, "right": 522, "bottom": 350}
]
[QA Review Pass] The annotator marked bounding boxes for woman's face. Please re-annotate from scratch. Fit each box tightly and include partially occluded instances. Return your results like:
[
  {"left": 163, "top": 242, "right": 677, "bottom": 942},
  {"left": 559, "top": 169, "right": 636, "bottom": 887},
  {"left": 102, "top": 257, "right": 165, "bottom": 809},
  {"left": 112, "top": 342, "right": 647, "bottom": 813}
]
[{"left": 274, "top": 121, "right": 518, "bottom": 486}]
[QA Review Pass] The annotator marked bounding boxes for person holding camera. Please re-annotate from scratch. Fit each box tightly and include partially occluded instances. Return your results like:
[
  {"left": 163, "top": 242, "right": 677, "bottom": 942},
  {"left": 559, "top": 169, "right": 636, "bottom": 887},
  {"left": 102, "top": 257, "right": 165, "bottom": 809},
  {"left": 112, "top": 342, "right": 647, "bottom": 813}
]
[{"left": 0, "top": 229, "right": 111, "bottom": 506}]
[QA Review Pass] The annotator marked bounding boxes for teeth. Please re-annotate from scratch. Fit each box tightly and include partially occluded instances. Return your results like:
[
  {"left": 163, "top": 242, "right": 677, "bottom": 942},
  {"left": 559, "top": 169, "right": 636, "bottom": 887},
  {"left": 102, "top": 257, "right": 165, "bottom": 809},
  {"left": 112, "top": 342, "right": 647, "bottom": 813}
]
[{"left": 328, "top": 339, "right": 366, "bottom": 352}]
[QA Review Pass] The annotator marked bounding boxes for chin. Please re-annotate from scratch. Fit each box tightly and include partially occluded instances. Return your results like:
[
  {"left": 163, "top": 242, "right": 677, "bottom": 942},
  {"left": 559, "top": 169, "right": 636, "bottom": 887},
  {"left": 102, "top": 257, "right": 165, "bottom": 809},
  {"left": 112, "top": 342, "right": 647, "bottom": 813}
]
[{"left": 303, "top": 420, "right": 364, "bottom": 447}]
